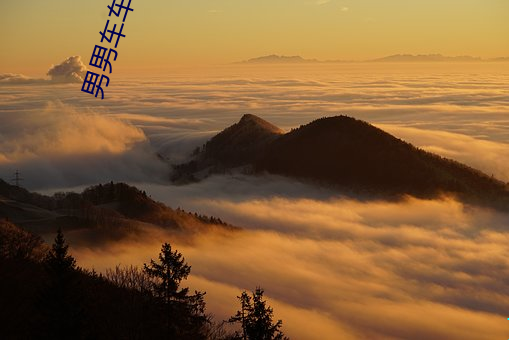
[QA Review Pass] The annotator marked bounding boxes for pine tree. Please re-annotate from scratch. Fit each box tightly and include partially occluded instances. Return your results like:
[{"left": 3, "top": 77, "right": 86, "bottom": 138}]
[
  {"left": 229, "top": 288, "right": 288, "bottom": 340},
  {"left": 40, "top": 228, "right": 84, "bottom": 340},
  {"left": 144, "top": 242, "right": 207, "bottom": 339},
  {"left": 45, "top": 228, "right": 76, "bottom": 275},
  {"left": 230, "top": 291, "right": 251, "bottom": 340}
]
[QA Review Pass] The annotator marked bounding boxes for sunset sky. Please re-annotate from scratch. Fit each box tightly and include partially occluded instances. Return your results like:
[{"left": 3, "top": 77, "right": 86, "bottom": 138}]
[
  {"left": 1, "top": 0, "right": 508, "bottom": 74},
  {"left": 3, "top": 2, "right": 509, "bottom": 339}
]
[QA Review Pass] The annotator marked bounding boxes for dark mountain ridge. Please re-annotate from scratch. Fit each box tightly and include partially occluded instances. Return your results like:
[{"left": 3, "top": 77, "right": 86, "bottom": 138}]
[
  {"left": 0, "top": 180, "right": 234, "bottom": 237},
  {"left": 202, "top": 113, "right": 282, "bottom": 166},
  {"left": 172, "top": 114, "right": 283, "bottom": 181},
  {"left": 173, "top": 114, "right": 509, "bottom": 210}
]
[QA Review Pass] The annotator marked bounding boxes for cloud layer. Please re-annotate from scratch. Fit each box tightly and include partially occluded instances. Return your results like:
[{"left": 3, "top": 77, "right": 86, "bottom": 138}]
[
  {"left": 0, "top": 101, "right": 168, "bottom": 188},
  {"left": 2, "top": 63, "right": 508, "bottom": 338},
  {"left": 69, "top": 176, "right": 509, "bottom": 340},
  {"left": 378, "top": 124, "right": 509, "bottom": 181},
  {"left": 2, "top": 63, "right": 509, "bottom": 188}
]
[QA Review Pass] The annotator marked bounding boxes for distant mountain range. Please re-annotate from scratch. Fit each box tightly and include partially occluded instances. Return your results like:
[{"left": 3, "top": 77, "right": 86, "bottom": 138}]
[
  {"left": 239, "top": 55, "right": 320, "bottom": 64},
  {"left": 371, "top": 54, "right": 482, "bottom": 62},
  {"left": 173, "top": 114, "right": 509, "bottom": 210},
  {"left": 239, "top": 54, "right": 509, "bottom": 64}
]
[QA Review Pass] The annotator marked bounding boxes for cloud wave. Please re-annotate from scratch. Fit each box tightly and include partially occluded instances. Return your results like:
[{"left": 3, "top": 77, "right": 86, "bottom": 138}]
[
  {"left": 0, "top": 101, "right": 169, "bottom": 188},
  {"left": 69, "top": 182, "right": 509, "bottom": 340}
]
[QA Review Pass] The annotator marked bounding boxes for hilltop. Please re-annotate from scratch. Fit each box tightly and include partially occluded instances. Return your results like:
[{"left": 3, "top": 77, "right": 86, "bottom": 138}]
[
  {"left": 173, "top": 114, "right": 509, "bottom": 210},
  {"left": 0, "top": 180, "right": 235, "bottom": 239}
]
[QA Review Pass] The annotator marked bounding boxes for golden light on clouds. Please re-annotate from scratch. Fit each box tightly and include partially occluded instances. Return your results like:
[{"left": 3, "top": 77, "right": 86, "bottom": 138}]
[
  {"left": 1, "top": 1, "right": 509, "bottom": 339},
  {"left": 69, "top": 194, "right": 509, "bottom": 340}
]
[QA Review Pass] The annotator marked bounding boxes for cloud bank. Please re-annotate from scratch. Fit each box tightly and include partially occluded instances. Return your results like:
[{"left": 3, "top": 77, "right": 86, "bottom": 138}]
[
  {"left": 378, "top": 124, "right": 509, "bottom": 182},
  {"left": 1, "top": 62, "right": 506, "bottom": 339},
  {"left": 68, "top": 178, "right": 509, "bottom": 340},
  {"left": 0, "top": 101, "right": 168, "bottom": 188},
  {"left": 0, "top": 73, "right": 44, "bottom": 84},
  {"left": 2, "top": 63, "right": 508, "bottom": 189}
]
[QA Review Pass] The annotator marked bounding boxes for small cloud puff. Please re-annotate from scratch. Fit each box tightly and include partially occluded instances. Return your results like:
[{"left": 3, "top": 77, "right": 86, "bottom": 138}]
[{"left": 47, "top": 56, "right": 87, "bottom": 83}]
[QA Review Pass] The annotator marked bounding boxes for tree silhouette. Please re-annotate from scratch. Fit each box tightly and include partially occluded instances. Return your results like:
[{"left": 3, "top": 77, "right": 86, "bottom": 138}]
[
  {"left": 45, "top": 228, "right": 76, "bottom": 274},
  {"left": 40, "top": 228, "right": 84, "bottom": 340},
  {"left": 229, "top": 288, "right": 288, "bottom": 340},
  {"left": 144, "top": 242, "right": 207, "bottom": 339}
]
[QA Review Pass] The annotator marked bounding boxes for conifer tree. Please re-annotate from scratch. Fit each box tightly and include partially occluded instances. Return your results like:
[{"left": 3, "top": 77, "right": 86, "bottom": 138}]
[
  {"left": 229, "top": 288, "right": 288, "bottom": 340},
  {"left": 45, "top": 228, "right": 76, "bottom": 274},
  {"left": 144, "top": 242, "right": 207, "bottom": 339},
  {"left": 40, "top": 228, "right": 84, "bottom": 340}
]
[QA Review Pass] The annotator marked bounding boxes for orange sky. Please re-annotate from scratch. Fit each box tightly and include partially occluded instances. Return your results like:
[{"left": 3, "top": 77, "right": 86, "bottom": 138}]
[{"left": 1, "top": 0, "right": 508, "bottom": 74}]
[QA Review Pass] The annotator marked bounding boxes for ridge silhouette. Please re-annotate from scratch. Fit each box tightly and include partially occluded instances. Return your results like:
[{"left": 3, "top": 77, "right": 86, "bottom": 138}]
[{"left": 173, "top": 114, "right": 509, "bottom": 210}]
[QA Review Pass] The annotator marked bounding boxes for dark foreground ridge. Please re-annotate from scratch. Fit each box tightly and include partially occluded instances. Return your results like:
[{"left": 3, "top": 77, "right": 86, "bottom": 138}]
[
  {"left": 0, "top": 222, "right": 287, "bottom": 339},
  {"left": 173, "top": 114, "right": 509, "bottom": 210},
  {"left": 0, "top": 183, "right": 287, "bottom": 339},
  {"left": 0, "top": 180, "right": 235, "bottom": 238}
]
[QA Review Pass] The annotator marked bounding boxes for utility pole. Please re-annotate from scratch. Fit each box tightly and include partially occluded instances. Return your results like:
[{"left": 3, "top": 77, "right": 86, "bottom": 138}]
[{"left": 11, "top": 170, "right": 23, "bottom": 187}]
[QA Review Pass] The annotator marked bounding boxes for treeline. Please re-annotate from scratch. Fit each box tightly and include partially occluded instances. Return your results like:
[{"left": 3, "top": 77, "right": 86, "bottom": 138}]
[
  {"left": 0, "top": 180, "right": 233, "bottom": 235},
  {"left": 175, "top": 207, "right": 229, "bottom": 226},
  {"left": 0, "top": 222, "right": 287, "bottom": 340}
]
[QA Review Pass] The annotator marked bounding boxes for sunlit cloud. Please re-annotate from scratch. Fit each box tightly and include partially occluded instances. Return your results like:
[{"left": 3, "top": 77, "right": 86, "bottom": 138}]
[
  {"left": 2, "top": 63, "right": 505, "bottom": 339},
  {"left": 0, "top": 73, "right": 44, "bottom": 84},
  {"left": 47, "top": 56, "right": 87, "bottom": 83},
  {"left": 1, "top": 64, "right": 508, "bottom": 189},
  {"left": 0, "top": 101, "right": 145, "bottom": 162},
  {"left": 0, "top": 101, "right": 169, "bottom": 188},
  {"left": 377, "top": 124, "right": 509, "bottom": 182},
  {"left": 69, "top": 184, "right": 509, "bottom": 340}
]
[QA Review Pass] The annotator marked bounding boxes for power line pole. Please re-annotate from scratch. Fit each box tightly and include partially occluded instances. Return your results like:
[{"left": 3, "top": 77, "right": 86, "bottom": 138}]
[{"left": 11, "top": 170, "right": 23, "bottom": 187}]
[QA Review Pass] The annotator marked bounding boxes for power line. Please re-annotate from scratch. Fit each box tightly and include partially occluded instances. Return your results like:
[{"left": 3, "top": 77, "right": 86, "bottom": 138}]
[{"left": 11, "top": 170, "right": 23, "bottom": 187}]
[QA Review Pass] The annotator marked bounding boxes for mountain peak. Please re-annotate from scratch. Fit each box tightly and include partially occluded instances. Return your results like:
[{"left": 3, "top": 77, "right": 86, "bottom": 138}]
[
  {"left": 201, "top": 114, "right": 283, "bottom": 166},
  {"left": 241, "top": 55, "right": 319, "bottom": 64},
  {"left": 239, "top": 113, "right": 261, "bottom": 123},
  {"left": 237, "top": 114, "right": 283, "bottom": 134},
  {"left": 171, "top": 115, "right": 283, "bottom": 176}
]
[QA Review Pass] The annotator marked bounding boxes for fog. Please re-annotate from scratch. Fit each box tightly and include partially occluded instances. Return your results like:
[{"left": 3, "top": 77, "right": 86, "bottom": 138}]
[
  {"left": 2, "top": 62, "right": 509, "bottom": 339},
  {"left": 1, "top": 63, "right": 508, "bottom": 188},
  {"left": 0, "top": 101, "right": 169, "bottom": 188},
  {"left": 69, "top": 182, "right": 509, "bottom": 339}
]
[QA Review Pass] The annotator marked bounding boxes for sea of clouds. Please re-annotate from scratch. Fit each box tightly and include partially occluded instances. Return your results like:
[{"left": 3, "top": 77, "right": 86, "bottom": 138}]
[
  {"left": 2, "top": 60, "right": 509, "bottom": 339},
  {"left": 72, "top": 176, "right": 509, "bottom": 339},
  {"left": 1, "top": 62, "right": 508, "bottom": 187}
]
